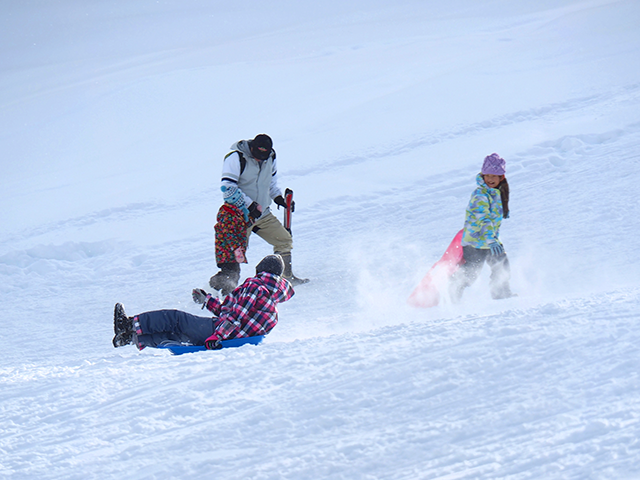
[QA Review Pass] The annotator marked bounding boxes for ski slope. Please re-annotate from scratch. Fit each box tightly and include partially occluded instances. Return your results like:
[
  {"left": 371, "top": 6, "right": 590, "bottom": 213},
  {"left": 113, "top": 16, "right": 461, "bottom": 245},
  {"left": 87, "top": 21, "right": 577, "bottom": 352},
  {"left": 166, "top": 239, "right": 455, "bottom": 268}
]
[{"left": 1, "top": 1, "right": 640, "bottom": 479}]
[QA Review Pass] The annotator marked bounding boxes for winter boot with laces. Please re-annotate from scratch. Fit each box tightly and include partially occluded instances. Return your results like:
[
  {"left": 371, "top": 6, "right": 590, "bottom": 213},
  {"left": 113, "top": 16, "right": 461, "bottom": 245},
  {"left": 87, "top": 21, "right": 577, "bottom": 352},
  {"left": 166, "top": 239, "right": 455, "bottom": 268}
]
[{"left": 112, "top": 303, "right": 134, "bottom": 347}]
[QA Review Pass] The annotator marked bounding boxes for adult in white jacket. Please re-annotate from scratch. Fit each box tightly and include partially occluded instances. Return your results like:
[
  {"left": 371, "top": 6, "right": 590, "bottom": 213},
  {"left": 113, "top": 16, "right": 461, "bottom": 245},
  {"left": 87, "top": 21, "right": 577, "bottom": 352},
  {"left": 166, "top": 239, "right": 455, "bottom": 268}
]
[{"left": 210, "top": 134, "right": 308, "bottom": 295}]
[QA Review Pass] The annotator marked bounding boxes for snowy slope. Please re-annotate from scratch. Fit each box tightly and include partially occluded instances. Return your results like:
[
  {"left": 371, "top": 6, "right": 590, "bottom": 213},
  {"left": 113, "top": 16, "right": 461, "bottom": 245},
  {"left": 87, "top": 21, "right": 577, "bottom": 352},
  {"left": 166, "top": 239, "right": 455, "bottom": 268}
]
[{"left": 1, "top": 1, "right": 640, "bottom": 479}]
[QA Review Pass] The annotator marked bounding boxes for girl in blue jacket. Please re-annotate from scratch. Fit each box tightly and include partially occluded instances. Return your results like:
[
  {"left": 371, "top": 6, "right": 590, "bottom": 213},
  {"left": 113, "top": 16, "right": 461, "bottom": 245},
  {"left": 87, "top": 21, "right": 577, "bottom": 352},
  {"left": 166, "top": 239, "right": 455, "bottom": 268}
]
[{"left": 450, "top": 153, "right": 514, "bottom": 302}]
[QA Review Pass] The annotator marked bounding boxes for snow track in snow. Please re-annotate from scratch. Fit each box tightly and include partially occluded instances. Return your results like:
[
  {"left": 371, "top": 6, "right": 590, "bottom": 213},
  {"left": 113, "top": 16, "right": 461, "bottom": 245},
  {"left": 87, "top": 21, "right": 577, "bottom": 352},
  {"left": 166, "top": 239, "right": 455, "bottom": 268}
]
[{"left": 1, "top": 290, "right": 638, "bottom": 479}]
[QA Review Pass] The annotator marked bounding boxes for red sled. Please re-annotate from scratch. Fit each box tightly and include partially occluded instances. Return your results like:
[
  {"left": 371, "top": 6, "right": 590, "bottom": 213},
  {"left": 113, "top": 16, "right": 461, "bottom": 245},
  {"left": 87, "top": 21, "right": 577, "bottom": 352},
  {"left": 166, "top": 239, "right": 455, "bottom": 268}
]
[{"left": 407, "top": 230, "right": 464, "bottom": 308}]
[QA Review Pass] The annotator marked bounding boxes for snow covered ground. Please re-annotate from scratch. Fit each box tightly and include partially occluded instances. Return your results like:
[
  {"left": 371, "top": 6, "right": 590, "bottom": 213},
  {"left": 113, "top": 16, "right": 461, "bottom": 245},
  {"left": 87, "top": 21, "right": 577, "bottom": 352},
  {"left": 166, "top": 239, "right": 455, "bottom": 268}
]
[{"left": 1, "top": 1, "right": 640, "bottom": 478}]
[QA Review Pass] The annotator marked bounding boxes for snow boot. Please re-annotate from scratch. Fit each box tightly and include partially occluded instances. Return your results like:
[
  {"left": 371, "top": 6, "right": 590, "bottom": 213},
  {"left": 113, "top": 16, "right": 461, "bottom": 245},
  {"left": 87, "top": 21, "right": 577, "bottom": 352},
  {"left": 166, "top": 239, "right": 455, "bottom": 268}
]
[
  {"left": 113, "top": 303, "right": 133, "bottom": 334},
  {"left": 278, "top": 252, "right": 309, "bottom": 286},
  {"left": 112, "top": 303, "right": 134, "bottom": 347},
  {"left": 209, "top": 263, "right": 241, "bottom": 296},
  {"left": 492, "top": 290, "right": 518, "bottom": 300}
]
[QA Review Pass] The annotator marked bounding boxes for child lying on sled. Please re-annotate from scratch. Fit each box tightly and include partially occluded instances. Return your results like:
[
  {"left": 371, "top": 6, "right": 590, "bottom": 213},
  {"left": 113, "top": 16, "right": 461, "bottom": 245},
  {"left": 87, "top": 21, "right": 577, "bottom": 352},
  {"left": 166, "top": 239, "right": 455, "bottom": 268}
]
[{"left": 112, "top": 255, "right": 294, "bottom": 350}]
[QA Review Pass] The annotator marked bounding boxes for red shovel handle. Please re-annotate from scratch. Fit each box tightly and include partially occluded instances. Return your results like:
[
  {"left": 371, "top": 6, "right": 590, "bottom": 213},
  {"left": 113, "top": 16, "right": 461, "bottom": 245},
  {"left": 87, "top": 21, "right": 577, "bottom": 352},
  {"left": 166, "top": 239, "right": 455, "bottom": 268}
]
[{"left": 284, "top": 188, "right": 293, "bottom": 233}]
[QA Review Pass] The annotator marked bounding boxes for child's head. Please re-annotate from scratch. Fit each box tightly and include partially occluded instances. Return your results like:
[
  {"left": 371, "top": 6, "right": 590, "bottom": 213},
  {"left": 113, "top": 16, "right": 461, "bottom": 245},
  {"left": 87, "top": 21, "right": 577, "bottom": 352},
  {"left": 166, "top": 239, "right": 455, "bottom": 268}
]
[
  {"left": 483, "top": 174, "right": 503, "bottom": 188},
  {"left": 481, "top": 153, "right": 506, "bottom": 188},
  {"left": 256, "top": 254, "right": 284, "bottom": 276}
]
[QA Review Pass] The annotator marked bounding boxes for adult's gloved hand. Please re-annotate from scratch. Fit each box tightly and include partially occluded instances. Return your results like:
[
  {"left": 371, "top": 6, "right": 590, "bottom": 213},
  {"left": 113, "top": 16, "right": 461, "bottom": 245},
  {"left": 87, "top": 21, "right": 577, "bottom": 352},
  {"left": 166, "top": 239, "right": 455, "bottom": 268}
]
[
  {"left": 274, "top": 195, "right": 295, "bottom": 212},
  {"left": 488, "top": 242, "right": 505, "bottom": 256},
  {"left": 204, "top": 335, "right": 222, "bottom": 350},
  {"left": 248, "top": 202, "right": 263, "bottom": 220},
  {"left": 192, "top": 288, "right": 209, "bottom": 305},
  {"left": 503, "top": 211, "right": 510, "bottom": 219}
]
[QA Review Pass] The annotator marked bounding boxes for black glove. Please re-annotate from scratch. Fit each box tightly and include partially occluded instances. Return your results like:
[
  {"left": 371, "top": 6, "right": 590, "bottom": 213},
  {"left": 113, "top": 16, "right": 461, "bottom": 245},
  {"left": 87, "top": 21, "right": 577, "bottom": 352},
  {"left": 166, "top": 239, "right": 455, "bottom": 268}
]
[
  {"left": 248, "top": 201, "right": 263, "bottom": 220},
  {"left": 192, "top": 288, "right": 209, "bottom": 305},
  {"left": 274, "top": 195, "right": 295, "bottom": 212},
  {"left": 204, "top": 337, "right": 222, "bottom": 350}
]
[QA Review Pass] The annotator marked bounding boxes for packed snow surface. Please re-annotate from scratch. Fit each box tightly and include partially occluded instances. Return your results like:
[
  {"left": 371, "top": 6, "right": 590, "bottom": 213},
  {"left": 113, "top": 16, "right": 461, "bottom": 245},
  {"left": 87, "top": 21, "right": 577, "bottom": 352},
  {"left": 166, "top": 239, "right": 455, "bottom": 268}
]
[{"left": 1, "top": 1, "right": 639, "bottom": 479}]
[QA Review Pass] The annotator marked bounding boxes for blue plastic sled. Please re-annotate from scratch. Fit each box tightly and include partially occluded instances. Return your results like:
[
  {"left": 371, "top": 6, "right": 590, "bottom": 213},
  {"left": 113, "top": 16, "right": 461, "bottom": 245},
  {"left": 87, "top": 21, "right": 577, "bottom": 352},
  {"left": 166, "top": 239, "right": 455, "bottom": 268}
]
[{"left": 156, "top": 335, "right": 265, "bottom": 355}]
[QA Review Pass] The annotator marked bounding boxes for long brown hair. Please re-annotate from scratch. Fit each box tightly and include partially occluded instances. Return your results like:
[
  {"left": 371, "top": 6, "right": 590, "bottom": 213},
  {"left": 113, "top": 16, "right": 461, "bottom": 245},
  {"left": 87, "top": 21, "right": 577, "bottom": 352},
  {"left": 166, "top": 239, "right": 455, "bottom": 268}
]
[{"left": 498, "top": 178, "right": 509, "bottom": 218}]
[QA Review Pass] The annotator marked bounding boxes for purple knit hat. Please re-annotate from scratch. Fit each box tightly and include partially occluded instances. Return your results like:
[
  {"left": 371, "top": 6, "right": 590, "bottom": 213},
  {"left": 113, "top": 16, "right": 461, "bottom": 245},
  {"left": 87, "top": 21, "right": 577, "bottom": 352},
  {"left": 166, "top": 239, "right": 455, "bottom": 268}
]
[{"left": 481, "top": 153, "right": 506, "bottom": 175}]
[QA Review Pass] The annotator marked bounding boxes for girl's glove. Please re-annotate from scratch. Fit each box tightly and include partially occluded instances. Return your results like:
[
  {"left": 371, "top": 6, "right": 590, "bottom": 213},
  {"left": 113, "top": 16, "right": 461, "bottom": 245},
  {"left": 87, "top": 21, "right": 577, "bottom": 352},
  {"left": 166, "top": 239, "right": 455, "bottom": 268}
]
[
  {"left": 192, "top": 288, "right": 209, "bottom": 305},
  {"left": 488, "top": 242, "right": 504, "bottom": 256}
]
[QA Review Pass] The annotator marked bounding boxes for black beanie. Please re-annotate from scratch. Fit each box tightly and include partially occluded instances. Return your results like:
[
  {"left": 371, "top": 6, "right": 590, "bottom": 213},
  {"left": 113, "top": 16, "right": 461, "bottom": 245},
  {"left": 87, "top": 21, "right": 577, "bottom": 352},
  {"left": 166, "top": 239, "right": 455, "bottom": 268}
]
[
  {"left": 255, "top": 255, "right": 284, "bottom": 276},
  {"left": 250, "top": 134, "right": 273, "bottom": 160}
]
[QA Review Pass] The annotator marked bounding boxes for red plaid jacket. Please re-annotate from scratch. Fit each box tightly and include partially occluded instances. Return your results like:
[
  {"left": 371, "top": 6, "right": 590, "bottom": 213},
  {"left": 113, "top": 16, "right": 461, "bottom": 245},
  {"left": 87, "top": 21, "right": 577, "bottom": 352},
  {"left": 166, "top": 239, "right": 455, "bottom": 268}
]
[{"left": 204, "top": 272, "right": 294, "bottom": 342}]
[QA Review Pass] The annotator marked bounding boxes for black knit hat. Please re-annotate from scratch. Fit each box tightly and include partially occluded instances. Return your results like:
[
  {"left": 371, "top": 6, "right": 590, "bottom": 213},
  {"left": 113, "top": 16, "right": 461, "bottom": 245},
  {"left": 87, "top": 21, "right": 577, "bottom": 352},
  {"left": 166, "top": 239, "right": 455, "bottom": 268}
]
[
  {"left": 250, "top": 134, "right": 273, "bottom": 160},
  {"left": 255, "top": 254, "right": 284, "bottom": 276}
]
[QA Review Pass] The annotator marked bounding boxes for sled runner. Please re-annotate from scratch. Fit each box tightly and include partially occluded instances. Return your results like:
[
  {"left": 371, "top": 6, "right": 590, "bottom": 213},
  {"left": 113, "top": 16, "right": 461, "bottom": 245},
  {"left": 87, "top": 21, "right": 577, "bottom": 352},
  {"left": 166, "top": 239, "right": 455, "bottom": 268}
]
[{"left": 407, "top": 230, "right": 464, "bottom": 308}]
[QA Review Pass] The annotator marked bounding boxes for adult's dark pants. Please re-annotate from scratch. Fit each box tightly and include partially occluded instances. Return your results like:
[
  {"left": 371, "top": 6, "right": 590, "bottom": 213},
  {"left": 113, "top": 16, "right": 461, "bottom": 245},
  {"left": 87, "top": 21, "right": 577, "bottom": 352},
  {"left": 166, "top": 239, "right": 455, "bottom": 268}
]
[
  {"left": 449, "top": 246, "right": 512, "bottom": 302},
  {"left": 134, "top": 309, "right": 217, "bottom": 348}
]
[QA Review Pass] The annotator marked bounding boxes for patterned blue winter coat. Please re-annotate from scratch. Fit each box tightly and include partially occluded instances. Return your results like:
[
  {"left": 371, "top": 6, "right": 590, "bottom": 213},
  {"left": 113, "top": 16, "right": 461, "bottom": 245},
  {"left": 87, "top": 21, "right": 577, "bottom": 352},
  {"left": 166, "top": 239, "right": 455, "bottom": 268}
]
[{"left": 461, "top": 174, "right": 504, "bottom": 249}]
